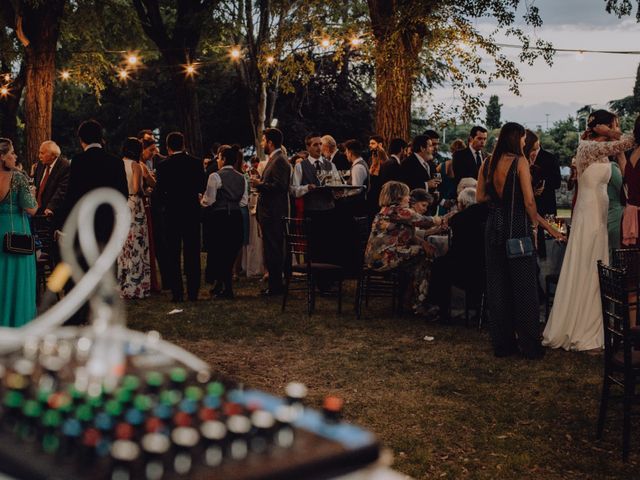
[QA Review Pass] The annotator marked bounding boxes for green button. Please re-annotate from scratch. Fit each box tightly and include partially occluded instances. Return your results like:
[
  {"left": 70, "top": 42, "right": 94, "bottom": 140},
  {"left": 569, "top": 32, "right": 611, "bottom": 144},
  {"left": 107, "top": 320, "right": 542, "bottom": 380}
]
[
  {"left": 75, "top": 404, "right": 93, "bottom": 422},
  {"left": 23, "top": 399, "right": 42, "bottom": 418},
  {"left": 4, "top": 391, "right": 24, "bottom": 409},
  {"left": 116, "top": 388, "right": 132, "bottom": 404},
  {"left": 87, "top": 395, "right": 103, "bottom": 409},
  {"left": 105, "top": 399, "right": 123, "bottom": 417},
  {"left": 146, "top": 372, "right": 163, "bottom": 387},
  {"left": 58, "top": 400, "right": 73, "bottom": 415},
  {"left": 37, "top": 389, "right": 52, "bottom": 404},
  {"left": 184, "top": 386, "right": 203, "bottom": 402},
  {"left": 134, "top": 394, "right": 152, "bottom": 412},
  {"left": 169, "top": 368, "right": 187, "bottom": 383},
  {"left": 206, "top": 382, "right": 225, "bottom": 397},
  {"left": 42, "top": 434, "right": 60, "bottom": 454},
  {"left": 68, "top": 386, "right": 84, "bottom": 401},
  {"left": 159, "top": 389, "right": 181, "bottom": 406},
  {"left": 42, "top": 410, "right": 62, "bottom": 428},
  {"left": 122, "top": 375, "right": 140, "bottom": 392}
]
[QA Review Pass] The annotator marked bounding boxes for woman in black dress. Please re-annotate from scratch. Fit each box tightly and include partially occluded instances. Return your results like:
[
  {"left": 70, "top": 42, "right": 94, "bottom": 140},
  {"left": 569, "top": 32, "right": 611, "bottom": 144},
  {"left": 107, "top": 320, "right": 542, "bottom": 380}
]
[{"left": 476, "top": 122, "right": 543, "bottom": 359}]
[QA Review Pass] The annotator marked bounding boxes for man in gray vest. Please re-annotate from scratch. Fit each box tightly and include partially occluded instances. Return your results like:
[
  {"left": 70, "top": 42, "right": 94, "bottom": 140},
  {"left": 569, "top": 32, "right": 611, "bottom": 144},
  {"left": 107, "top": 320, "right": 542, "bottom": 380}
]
[{"left": 291, "top": 133, "right": 340, "bottom": 268}]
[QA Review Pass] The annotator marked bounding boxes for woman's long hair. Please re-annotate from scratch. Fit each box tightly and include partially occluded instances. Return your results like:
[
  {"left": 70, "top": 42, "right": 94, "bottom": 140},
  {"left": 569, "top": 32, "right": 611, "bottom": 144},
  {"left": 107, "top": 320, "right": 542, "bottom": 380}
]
[
  {"left": 485, "top": 122, "right": 525, "bottom": 198},
  {"left": 582, "top": 109, "right": 618, "bottom": 140},
  {"left": 523, "top": 129, "right": 539, "bottom": 162}
]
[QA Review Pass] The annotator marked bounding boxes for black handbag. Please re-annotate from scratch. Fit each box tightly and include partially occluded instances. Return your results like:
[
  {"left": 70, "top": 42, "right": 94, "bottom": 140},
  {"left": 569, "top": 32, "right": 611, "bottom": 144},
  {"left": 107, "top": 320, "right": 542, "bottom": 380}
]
[
  {"left": 505, "top": 161, "right": 534, "bottom": 259},
  {"left": 2, "top": 175, "right": 35, "bottom": 255}
]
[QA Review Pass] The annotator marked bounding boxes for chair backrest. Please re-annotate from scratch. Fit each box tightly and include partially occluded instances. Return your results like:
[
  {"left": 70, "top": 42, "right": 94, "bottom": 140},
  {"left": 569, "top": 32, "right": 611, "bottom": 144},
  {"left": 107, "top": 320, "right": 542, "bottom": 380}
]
[
  {"left": 611, "top": 248, "right": 640, "bottom": 285},
  {"left": 597, "top": 260, "right": 633, "bottom": 364},
  {"left": 353, "top": 216, "right": 371, "bottom": 267},
  {"left": 283, "top": 217, "right": 310, "bottom": 265}
]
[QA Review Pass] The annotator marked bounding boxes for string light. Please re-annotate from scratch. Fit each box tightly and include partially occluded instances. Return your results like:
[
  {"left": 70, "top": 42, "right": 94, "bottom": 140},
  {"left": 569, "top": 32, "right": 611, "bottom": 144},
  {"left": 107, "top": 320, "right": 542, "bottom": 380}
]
[
  {"left": 183, "top": 63, "right": 198, "bottom": 77},
  {"left": 230, "top": 47, "right": 241, "bottom": 60},
  {"left": 0, "top": 86, "right": 9, "bottom": 97},
  {"left": 265, "top": 55, "right": 275, "bottom": 64},
  {"left": 320, "top": 38, "right": 331, "bottom": 48},
  {"left": 60, "top": 70, "right": 71, "bottom": 80},
  {"left": 3, "top": 74, "right": 10, "bottom": 83},
  {"left": 126, "top": 54, "right": 139, "bottom": 66},
  {"left": 350, "top": 37, "right": 363, "bottom": 47},
  {"left": 117, "top": 69, "right": 129, "bottom": 81}
]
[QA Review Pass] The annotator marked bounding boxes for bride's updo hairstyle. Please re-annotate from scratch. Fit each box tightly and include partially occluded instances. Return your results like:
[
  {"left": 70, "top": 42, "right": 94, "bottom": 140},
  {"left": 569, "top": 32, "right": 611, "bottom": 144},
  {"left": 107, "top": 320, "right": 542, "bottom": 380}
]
[
  {"left": 485, "top": 122, "right": 526, "bottom": 200},
  {"left": 583, "top": 109, "right": 618, "bottom": 140}
]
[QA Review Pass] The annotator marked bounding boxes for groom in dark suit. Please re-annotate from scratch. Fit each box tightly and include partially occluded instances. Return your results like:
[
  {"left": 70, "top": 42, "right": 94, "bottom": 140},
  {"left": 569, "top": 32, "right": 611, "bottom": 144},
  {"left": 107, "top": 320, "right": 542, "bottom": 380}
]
[
  {"left": 452, "top": 126, "right": 488, "bottom": 187},
  {"left": 252, "top": 128, "right": 291, "bottom": 295},
  {"left": 60, "top": 119, "right": 128, "bottom": 243},
  {"left": 155, "top": 131, "right": 206, "bottom": 302},
  {"left": 400, "top": 135, "right": 440, "bottom": 192}
]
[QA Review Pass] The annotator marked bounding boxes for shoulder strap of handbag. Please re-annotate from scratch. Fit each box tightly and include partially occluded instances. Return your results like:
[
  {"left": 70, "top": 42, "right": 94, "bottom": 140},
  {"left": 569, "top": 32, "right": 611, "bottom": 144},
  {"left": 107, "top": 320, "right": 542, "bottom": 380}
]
[{"left": 8, "top": 172, "right": 28, "bottom": 235}]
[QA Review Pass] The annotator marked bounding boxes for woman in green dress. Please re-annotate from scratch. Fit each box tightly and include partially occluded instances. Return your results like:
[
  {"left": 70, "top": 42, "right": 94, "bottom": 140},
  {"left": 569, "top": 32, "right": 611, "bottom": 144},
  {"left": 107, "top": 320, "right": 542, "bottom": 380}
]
[
  {"left": 607, "top": 158, "right": 624, "bottom": 253},
  {"left": 0, "top": 138, "right": 38, "bottom": 327}
]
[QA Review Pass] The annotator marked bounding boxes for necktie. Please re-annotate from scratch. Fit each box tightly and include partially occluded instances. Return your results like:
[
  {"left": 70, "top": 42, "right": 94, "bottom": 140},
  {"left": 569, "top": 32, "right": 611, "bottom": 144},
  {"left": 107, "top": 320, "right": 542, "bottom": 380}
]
[
  {"left": 475, "top": 151, "right": 482, "bottom": 167},
  {"left": 315, "top": 160, "right": 322, "bottom": 175},
  {"left": 37, "top": 165, "right": 51, "bottom": 206}
]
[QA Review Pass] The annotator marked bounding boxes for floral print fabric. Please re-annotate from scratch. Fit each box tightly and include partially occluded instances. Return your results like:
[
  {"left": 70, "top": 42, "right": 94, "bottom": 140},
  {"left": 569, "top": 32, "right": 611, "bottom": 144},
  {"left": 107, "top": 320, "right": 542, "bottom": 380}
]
[{"left": 117, "top": 195, "right": 151, "bottom": 299}]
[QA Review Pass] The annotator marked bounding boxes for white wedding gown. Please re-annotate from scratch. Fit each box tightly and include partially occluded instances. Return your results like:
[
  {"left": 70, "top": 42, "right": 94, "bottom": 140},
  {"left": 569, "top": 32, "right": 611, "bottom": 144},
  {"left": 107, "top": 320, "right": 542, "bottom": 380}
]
[{"left": 543, "top": 135, "right": 636, "bottom": 351}]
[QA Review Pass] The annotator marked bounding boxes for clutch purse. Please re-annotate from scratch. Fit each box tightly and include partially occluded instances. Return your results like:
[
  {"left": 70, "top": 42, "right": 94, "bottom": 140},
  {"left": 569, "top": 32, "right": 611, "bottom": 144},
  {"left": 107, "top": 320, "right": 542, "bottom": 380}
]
[
  {"left": 506, "top": 236, "right": 534, "bottom": 259},
  {"left": 3, "top": 232, "right": 35, "bottom": 255}
]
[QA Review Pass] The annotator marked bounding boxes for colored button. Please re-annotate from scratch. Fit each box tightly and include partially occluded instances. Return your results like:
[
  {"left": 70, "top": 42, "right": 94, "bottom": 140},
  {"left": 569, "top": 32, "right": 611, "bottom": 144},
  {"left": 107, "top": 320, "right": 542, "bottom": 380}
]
[
  {"left": 179, "top": 399, "right": 197, "bottom": 415},
  {"left": 134, "top": 394, "right": 152, "bottom": 412},
  {"left": 146, "top": 371, "right": 164, "bottom": 388},
  {"left": 206, "top": 382, "right": 225, "bottom": 397},
  {"left": 203, "top": 395, "right": 221, "bottom": 409},
  {"left": 160, "top": 389, "right": 181, "bottom": 406},
  {"left": 95, "top": 412, "right": 114, "bottom": 431},
  {"left": 23, "top": 399, "right": 42, "bottom": 418},
  {"left": 184, "top": 386, "right": 203, "bottom": 402},
  {"left": 62, "top": 418, "right": 82, "bottom": 437},
  {"left": 122, "top": 375, "right": 140, "bottom": 392},
  {"left": 169, "top": 368, "right": 187, "bottom": 384},
  {"left": 105, "top": 400, "right": 123, "bottom": 417},
  {"left": 125, "top": 408, "right": 144, "bottom": 426},
  {"left": 153, "top": 403, "right": 172, "bottom": 420},
  {"left": 42, "top": 409, "right": 62, "bottom": 428},
  {"left": 4, "top": 390, "right": 24, "bottom": 409},
  {"left": 75, "top": 404, "right": 93, "bottom": 422}
]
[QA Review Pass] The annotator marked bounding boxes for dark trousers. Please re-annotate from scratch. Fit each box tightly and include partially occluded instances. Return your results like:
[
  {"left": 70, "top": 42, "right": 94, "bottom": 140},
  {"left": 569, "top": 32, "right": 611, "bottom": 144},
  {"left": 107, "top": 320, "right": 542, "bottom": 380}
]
[
  {"left": 151, "top": 201, "right": 170, "bottom": 289},
  {"left": 165, "top": 213, "right": 201, "bottom": 300},
  {"left": 305, "top": 209, "right": 337, "bottom": 264},
  {"left": 204, "top": 209, "right": 243, "bottom": 292},
  {"left": 259, "top": 215, "right": 285, "bottom": 292}
]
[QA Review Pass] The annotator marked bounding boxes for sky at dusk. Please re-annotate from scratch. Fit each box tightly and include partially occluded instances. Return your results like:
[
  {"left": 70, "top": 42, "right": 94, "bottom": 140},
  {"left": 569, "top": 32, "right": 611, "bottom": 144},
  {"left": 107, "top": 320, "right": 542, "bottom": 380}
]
[{"left": 428, "top": 0, "right": 640, "bottom": 129}]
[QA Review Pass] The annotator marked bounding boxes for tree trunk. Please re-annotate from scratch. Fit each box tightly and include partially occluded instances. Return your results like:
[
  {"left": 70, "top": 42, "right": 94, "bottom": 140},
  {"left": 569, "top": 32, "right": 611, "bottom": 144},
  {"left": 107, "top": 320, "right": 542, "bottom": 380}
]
[
  {"left": 373, "top": 49, "right": 415, "bottom": 143},
  {"left": 20, "top": 0, "right": 65, "bottom": 170},
  {"left": 0, "top": 64, "right": 25, "bottom": 144},
  {"left": 171, "top": 72, "right": 203, "bottom": 157}
]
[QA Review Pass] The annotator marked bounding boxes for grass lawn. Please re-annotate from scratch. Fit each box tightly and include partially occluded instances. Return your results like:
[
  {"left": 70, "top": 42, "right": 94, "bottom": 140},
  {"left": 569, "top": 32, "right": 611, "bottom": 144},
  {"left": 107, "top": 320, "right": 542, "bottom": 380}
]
[{"left": 126, "top": 278, "right": 638, "bottom": 480}]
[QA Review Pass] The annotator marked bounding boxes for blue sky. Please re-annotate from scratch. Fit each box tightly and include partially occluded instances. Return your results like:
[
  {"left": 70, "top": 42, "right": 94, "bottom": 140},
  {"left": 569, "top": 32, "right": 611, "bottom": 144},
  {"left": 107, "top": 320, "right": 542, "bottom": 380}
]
[{"left": 428, "top": 0, "right": 640, "bottom": 129}]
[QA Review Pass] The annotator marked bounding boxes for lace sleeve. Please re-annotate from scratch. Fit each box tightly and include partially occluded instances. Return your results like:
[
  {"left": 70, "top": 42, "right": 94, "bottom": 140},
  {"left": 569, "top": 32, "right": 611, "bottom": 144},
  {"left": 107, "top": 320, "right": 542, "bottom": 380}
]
[
  {"left": 13, "top": 172, "right": 37, "bottom": 210},
  {"left": 576, "top": 134, "right": 636, "bottom": 176}
]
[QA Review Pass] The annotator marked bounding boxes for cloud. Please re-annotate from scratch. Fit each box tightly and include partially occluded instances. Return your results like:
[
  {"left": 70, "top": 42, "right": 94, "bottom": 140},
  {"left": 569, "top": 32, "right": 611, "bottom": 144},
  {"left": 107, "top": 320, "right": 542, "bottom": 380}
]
[{"left": 531, "top": 0, "right": 636, "bottom": 28}]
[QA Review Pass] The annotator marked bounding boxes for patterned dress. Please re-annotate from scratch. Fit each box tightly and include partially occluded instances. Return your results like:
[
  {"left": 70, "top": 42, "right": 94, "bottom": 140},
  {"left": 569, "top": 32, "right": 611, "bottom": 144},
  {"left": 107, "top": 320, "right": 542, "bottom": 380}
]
[
  {"left": 484, "top": 158, "right": 542, "bottom": 358},
  {"left": 0, "top": 172, "right": 37, "bottom": 327},
  {"left": 365, "top": 204, "right": 435, "bottom": 313},
  {"left": 117, "top": 159, "right": 151, "bottom": 299}
]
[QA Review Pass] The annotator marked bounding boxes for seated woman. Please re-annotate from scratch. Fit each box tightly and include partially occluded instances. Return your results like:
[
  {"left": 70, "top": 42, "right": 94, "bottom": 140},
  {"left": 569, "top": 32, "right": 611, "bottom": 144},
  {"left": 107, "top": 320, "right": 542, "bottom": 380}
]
[
  {"left": 365, "top": 181, "right": 442, "bottom": 314},
  {"left": 428, "top": 187, "right": 488, "bottom": 322}
]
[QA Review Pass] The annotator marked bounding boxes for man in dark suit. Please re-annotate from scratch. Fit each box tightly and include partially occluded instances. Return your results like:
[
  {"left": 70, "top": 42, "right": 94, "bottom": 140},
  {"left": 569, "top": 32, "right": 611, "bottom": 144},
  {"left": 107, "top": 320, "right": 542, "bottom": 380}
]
[
  {"left": 60, "top": 119, "right": 128, "bottom": 243},
  {"left": 252, "top": 128, "right": 291, "bottom": 296},
  {"left": 532, "top": 147, "right": 561, "bottom": 258},
  {"left": 155, "top": 131, "right": 206, "bottom": 302},
  {"left": 452, "top": 126, "right": 488, "bottom": 186},
  {"left": 34, "top": 141, "right": 70, "bottom": 223},
  {"left": 321, "top": 134, "right": 350, "bottom": 171},
  {"left": 379, "top": 137, "right": 407, "bottom": 185},
  {"left": 400, "top": 135, "right": 440, "bottom": 192}
]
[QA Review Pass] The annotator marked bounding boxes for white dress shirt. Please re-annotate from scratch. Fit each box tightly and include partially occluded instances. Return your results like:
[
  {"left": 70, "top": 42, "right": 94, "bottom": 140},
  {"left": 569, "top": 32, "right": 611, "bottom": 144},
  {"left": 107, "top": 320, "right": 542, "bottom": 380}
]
[
  {"left": 84, "top": 143, "right": 102, "bottom": 151},
  {"left": 351, "top": 158, "right": 369, "bottom": 187},
  {"left": 290, "top": 156, "right": 339, "bottom": 198},
  {"left": 201, "top": 165, "right": 248, "bottom": 207}
]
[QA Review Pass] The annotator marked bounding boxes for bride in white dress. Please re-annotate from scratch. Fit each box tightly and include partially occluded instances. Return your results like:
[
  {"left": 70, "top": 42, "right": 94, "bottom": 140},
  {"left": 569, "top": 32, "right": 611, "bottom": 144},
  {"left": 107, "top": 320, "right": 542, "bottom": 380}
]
[{"left": 543, "top": 112, "right": 636, "bottom": 351}]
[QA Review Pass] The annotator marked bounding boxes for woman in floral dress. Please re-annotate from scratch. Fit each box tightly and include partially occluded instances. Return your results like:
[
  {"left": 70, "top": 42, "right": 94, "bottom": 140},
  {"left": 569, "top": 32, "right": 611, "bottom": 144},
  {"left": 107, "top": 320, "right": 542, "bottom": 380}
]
[
  {"left": 117, "top": 138, "right": 151, "bottom": 299},
  {"left": 364, "top": 181, "right": 442, "bottom": 314}
]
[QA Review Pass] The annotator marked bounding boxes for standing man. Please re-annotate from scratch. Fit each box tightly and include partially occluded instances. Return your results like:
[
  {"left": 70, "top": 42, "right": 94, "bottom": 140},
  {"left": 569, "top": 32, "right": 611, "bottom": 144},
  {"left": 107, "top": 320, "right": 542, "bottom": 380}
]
[
  {"left": 400, "top": 135, "right": 440, "bottom": 192},
  {"left": 61, "top": 120, "right": 128, "bottom": 243},
  {"left": 533, "top": 147, "right": 561, "bottom": 258},
  {"left": 252, "top": 128, "right": 291, "bottom": 296},
  {"left": 291, "top": 133, "right": 338, "bottom": 266},
  {"left": 34, "top": 141, "right": 70, "bottom": 223},
  {"left": 452, "top": 126, "right": 488, "bottom": 186},
  {"left": 379, "top": 138, "right": 407, "bottom": 185},
  {"left": 321, "top": 135, "right": 350, "bottom": 171},
  {"left": 155, "top": 132, "right": 206, "bottom": 302}
]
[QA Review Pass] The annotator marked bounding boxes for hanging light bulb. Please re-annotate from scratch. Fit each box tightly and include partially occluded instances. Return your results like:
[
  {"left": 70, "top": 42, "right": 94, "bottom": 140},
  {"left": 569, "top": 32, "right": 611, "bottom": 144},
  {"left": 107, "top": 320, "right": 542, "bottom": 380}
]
[
  {"left": 320, "top": 38, "right": 331, "bottom": 48},
  {"left": 2, "top": 73, "right": 10, "bottom": 83},
  {"left": 117, "top": 69, "right": 129, "bottom": 81},
  {"left": 60, "top": 70, "right": 71, "bottom": 80},
  {"left": 183, "top": 63, "right": 198, "bottom": 77},
  {"left": 350, "top": 37, "right": 363, "bottom": 47},
  {"left": 230, "top": 47, "right": 242, "bottom": 60},
  {"left": 265, "top": 55, "right": 275, "bottom": 64},
  {"left": 0, "top": 86, "right": 9, "bottom": 97}
]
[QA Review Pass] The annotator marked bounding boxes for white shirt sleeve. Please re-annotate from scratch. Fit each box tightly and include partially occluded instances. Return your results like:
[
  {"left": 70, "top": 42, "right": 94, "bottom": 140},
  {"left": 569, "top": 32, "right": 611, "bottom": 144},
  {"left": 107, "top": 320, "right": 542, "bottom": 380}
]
[
  {"left": 289, "top": 161, "right": 311, "bottom": 198},
  {"left": 351, "top": 163, "right": 368, "bottom": 187},
  {"left": 239, "top": 176, "right": 249, "bottom": 208},
  {"left": 201, "top": 172, "right": 221, "bottom": 207}
]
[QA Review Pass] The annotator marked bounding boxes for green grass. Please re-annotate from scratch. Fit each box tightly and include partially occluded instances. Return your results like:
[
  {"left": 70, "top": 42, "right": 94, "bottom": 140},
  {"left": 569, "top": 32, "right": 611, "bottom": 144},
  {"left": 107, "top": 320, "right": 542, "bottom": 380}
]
[{"left": 127, "top": 278, "right": 638, "bottom": 480}]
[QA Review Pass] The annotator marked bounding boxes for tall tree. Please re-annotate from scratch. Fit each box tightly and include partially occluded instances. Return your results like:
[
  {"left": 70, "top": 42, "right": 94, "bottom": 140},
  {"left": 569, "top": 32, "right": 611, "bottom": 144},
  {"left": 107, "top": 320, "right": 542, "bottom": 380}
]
[
  {"left": 485, "top": 95, "right": 502, "bottom": 130},
  {"left": 609, "top": 62, "right": 640, "bottom": 116},
  {"left": 605, "top": 0, "right": 640, "bottom": 21},
  {"left": 132, "top": 0, "right": 216, "bottom": 156},
  {"left": 365, "top": 1, "right": 552, "bottom": 143},
  {"left": 1, "top": 0, "right": 65, "bottom": 168}
]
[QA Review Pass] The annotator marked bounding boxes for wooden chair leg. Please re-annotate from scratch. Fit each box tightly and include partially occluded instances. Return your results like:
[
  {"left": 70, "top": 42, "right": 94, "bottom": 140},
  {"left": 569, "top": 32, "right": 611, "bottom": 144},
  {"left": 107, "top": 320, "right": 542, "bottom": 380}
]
[
  {"left": 622, "top": 380, "right": 633, "bottom": 461},
  {"left": 596, "top": 374, "right": 611, "bottom": 439},
  {"left": 281, "top": 276, "right": 290, "bottom": 312},
  {"left": 306, "top": 274, "right": 313, "bottom": 316},
  {"left": 356, "top": 275, "right": 364, "bottom": 319},
  {"left": 337, "top": 279, "right": 343, "bottom": 314},
  {"left": 478, "top": 292, "right": 486, "bottom": 330}
]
